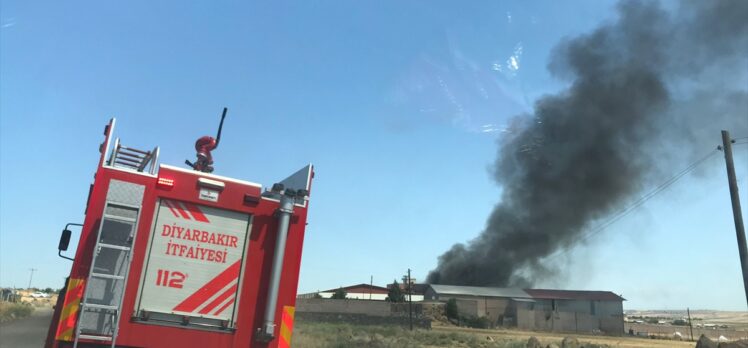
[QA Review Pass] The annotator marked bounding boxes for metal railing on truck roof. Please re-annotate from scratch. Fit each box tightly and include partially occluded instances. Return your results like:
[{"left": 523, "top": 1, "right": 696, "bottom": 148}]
[{"left": 107, "top": 138, "right": 159, "bottom": 174}]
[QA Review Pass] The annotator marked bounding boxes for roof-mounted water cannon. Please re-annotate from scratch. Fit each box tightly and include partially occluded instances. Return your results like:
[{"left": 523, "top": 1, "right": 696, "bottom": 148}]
[{"left": 185, "top": 107, "right": 227, "bottom": 173}]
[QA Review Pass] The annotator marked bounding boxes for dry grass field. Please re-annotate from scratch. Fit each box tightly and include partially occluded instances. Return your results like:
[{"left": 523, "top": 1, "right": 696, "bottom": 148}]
[
  {"left": 292, "top": 320, "right": 697, "bottom": 348},
  {"left": 436, "top": 324, "right": 700, "bottom": 348},
  {"left": 624, "top": 310, "right": 748, "bottom": 342},
  {"left": 0, "top": 302, "right": 34, "bottom": 323},
  {"left": 16, "top": 290, "right": 58, "bottom": 307},
  {"left": 626, "top": 310, "right": 748, "bottom": 331}
]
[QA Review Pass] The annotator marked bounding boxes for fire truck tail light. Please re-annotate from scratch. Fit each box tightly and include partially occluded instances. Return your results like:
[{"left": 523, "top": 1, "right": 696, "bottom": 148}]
[
  {"left": 157, "top": 177, "right": 175, "bottom": 188},
  {"left": 198, "top": 177, "right": 225, "bottom": 190}
]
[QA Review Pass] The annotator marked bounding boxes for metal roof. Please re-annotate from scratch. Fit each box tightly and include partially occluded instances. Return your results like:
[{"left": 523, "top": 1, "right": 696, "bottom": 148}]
[
  {"left": 322, "top": 283, "right": 390, "bottom": 294},
  {"left": 511, "top": 298, "right": 536, "bottom": 303},
  {"left": 524, "top": 289, "right": 626, "bottom": 301},
  {"left": 427, "top": 284, "right": 532, "bottom": 298},
  {"left": 427, "top": 285, "right": 625, "bottom": 302}
]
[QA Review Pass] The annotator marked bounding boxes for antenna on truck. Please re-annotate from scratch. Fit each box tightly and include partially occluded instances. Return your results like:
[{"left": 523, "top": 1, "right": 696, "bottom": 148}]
[{"left": 185, "top": 107, "right": 227, "bottom": 173}]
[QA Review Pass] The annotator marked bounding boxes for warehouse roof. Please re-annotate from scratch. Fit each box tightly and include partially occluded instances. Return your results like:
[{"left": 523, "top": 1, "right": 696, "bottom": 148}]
[
  {"left": 524, "top": 289, "right": 626, "bottom": 301},
  {"left": 427, "top": 285, "right": 625, "bottom": 302},
  {"left": 427, "top": 284, "right": 532, "bottom": 299},
  {"left": 322, "top": 284, "right": 390, "bottom": 294}
]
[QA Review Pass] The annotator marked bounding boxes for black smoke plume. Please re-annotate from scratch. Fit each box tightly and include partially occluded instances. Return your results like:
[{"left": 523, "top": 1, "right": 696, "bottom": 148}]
[{"left": 427, "top": 0, "right": 748, "bottom": 287}]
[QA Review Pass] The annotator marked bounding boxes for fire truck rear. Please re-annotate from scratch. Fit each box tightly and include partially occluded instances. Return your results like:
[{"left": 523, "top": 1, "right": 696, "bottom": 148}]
[{"left": 46, "top": 112, "right": 313, "bottom": 348}]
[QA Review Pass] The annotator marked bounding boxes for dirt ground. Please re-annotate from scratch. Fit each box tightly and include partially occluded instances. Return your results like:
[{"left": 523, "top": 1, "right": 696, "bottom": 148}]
[{"left": 293, "top": 320, "right": 698, "bottom": 348}]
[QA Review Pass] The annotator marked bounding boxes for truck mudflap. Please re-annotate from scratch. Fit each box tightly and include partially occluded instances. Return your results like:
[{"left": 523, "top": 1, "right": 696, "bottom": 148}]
[
  {"left": 278, "top": 306, "right": 295, "bottom": 348},
  {"left": 54, "top": 278, "right": 86, "bottom": 341}
]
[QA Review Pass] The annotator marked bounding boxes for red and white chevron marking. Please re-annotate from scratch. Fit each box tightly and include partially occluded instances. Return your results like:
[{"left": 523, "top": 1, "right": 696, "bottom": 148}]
[
  {"left": 172, "top": 260, "right": 241, "bottom": 316},
  {"left": 163, "top": 200, "right": 211, "bottom": 223}
]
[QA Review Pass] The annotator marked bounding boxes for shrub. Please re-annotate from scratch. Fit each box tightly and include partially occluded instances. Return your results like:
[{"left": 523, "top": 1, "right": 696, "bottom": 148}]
[
  {"left": 445, "top": 298, "right": 458, "bottom": 319},
  {"left": 331, "top": 287, "right": 347, "bottom": 299},
  {"left": 462, "top": 315, "right": 491, "bottom": 329},
  {"left": 385, "top": 280, "right": 404, "bottom": 302},
  {"left": 0, "top": 302, "right": 34, "bottom": 323}
]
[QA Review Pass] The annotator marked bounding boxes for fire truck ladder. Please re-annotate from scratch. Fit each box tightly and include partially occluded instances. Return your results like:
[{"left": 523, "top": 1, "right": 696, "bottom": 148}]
[
  {"left": 74, "top": 200, "right": 142, "bottom": 348},
  {"left": 108, "top": 138, "right": 159, "bottom": 174}
]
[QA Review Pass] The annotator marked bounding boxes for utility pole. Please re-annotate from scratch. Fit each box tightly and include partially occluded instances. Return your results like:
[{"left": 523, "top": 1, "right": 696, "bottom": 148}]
[
  {"left": 28, "top": 268, "right": 37, "bottom": 290},
  {"left": 687, "top": 308, "right": 694, "bottom": 342},
  {"left": 407, "top": 269, "right": 413, "bottom": 331},
  {"left": 720, "top": 130, "right": 748, "bottom": 308},
  {"left": 370, "top": 275, "right": 373, "bottom": 300}
]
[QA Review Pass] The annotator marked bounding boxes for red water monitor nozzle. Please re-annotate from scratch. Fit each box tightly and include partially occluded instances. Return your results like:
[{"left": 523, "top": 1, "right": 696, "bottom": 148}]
[{"left": 185, "top": 107, "right": 227, "bottom": 173}]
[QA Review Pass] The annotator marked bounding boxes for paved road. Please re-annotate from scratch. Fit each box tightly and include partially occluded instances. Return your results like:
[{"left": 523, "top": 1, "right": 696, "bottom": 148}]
[{"left": 0, "top": 306, "right": 53, "bottom": 348}]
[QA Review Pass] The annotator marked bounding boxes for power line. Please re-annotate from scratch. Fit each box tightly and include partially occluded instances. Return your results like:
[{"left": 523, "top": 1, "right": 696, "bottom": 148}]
[{"left": 544, "top": 149, "right": 720, "bottom": 261}]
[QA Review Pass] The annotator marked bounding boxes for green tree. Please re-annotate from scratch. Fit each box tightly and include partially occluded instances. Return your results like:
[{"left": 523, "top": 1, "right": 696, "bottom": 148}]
[
  {"left": 386, "top": 280, "right": 405, "bottom": 302},
  {"left": 331, "top": 287, "right": 347, "bottom": 299},
  {"left": 445, "top": 298, "right": 459, "bottom": 319}
]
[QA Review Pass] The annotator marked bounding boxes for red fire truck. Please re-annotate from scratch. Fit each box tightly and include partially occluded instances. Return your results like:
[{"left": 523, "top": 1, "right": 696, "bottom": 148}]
[{"left": 45, "top": 111, "right": 313, "bottom": 348}]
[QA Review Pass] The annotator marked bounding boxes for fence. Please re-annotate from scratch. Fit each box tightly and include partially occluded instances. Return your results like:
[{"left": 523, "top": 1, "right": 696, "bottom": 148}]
[{"left": 295, "top": 298, "right": 433, "bottom": 329}]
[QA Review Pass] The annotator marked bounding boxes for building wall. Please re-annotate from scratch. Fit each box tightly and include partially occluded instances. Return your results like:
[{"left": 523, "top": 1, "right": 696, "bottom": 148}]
[
  {"left": 405, "top": 294, "right": 425, "bottom": 302},
  {"left": 295, "top": 299, "right": 433, "bottom": 329},
  {"left": 430, "top": 294, "right": 514, "bottom": 326},
  {"left": 317, "top": 292, "right": 389, "bottom": 301},
  {"left": 423, "top": 287, "right": 440, "bottom": 301},
  {"left": 316, "top": 292, "right": 424, "bottom": 301},
  {"left": 296, "top": 312, "right": 431, "bottom": 329},
  {"left": 296, "top": 298, "right": 431, "bottom": 316},
  {"left": 455, "top": 299, "right": 479, "bottom": 318},
  {"left": 296, "top": 298, "right": 392, "bottom": 316},
  {"left": 523, "top": 299, "right": 623, "bottom": 335},
  {"left": 597, "top": 300, "right": 624, "bottom": 334},
  {"left": 516, "top": 302, "right": 535, "bottom": 330},
  {"left": 346, "top": 293, "right": 389, "bottom": 300},
  {"left": 424, "top": 287, "right": 623, "bottom": 335}
]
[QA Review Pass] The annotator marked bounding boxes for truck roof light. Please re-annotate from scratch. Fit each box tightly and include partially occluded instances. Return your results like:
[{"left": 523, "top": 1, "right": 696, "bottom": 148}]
[
  {"left": 157, "top": 177, "right": 175, "bottom": 188},
  {"left": 244, "top": 193, "right": 260, "bottom": 204},
  {"left": 198, "top": 177, "right": 225, "bottom": 191}
]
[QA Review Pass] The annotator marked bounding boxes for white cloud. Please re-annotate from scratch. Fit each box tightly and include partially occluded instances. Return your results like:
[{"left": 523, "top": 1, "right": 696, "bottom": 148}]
[{"left": 1, "top": 17, "right": 16, "bottom": 29}]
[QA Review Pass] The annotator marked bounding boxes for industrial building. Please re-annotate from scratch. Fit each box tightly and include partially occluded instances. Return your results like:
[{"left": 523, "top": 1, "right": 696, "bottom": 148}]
[
  {"left": 298, "top": 284, "right": 391, "bottom": 301},
  {"left": 297, "top": 283, "right": 425, "bottom": 301},
  {"left": 424, "top": 284, "right": 625, "bottom": 335}
]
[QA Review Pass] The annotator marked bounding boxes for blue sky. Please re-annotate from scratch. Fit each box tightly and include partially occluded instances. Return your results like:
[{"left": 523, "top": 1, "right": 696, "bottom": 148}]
[{"left": 1, "top": 1, "right": 746, "bottom": 310}]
